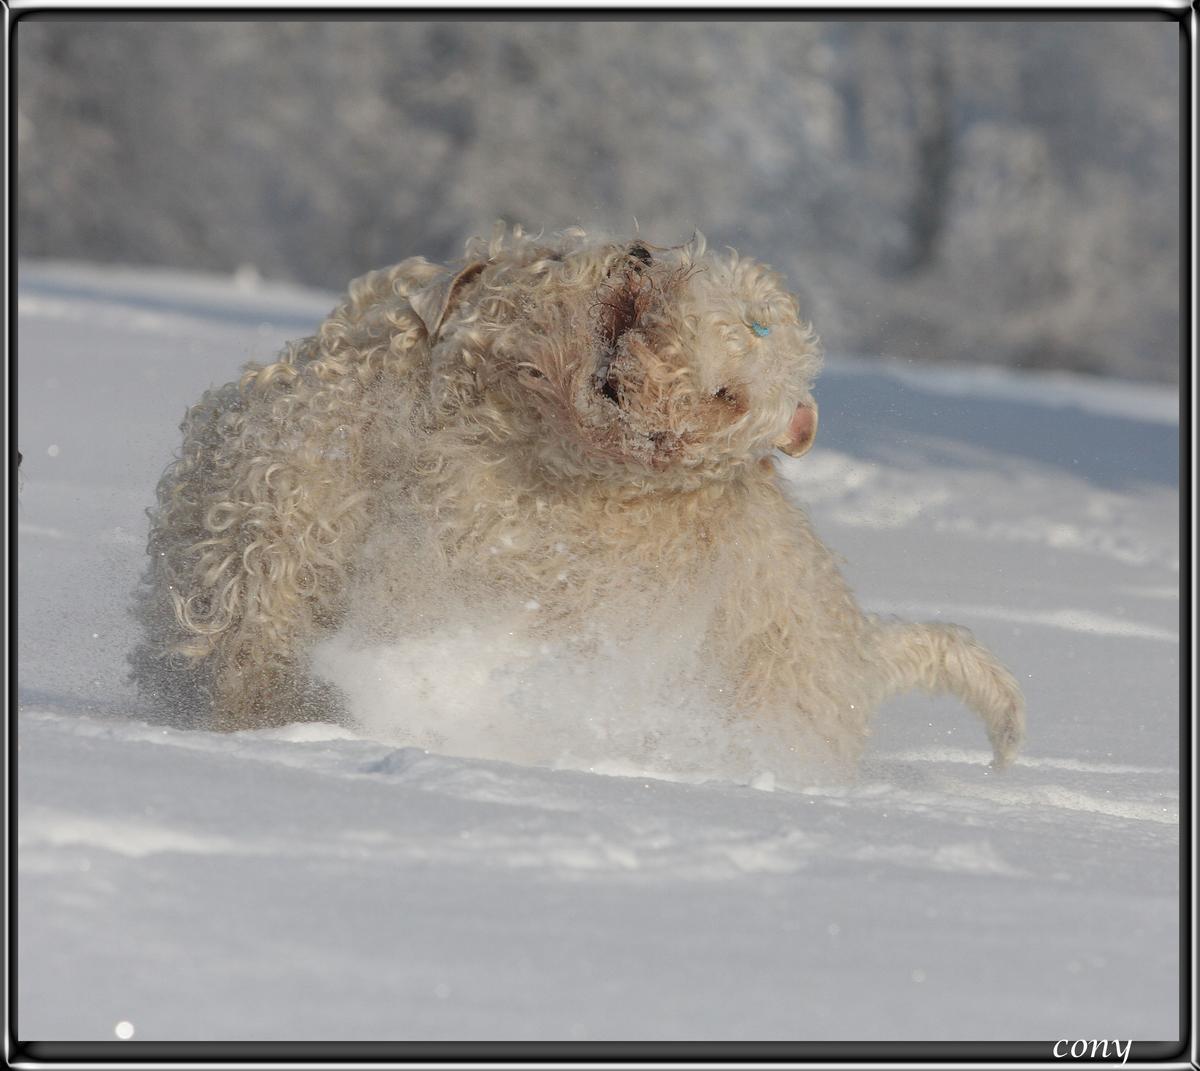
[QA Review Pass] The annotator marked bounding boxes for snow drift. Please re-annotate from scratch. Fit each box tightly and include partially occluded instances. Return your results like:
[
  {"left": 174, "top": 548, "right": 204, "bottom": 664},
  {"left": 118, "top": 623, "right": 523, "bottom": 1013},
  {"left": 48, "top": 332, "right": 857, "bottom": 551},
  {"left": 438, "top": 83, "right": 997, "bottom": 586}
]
[{"left": 15, "top": 261, "right": 1179, "bottom": 1042}]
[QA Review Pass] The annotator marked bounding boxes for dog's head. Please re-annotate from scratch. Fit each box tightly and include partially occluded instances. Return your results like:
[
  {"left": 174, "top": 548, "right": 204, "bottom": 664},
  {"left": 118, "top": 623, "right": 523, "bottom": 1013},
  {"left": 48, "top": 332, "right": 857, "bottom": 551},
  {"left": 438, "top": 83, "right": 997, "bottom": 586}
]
[{"left": 411, "top": 227, "right": 821, "bottom": 486}]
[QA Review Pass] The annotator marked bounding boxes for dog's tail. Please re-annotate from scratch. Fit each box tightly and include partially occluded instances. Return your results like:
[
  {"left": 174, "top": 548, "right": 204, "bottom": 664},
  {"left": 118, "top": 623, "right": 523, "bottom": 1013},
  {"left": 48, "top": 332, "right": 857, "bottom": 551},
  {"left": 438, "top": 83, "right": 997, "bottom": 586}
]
[{"left": 874, "top": 621, "right": 1025, "bottom": 768}]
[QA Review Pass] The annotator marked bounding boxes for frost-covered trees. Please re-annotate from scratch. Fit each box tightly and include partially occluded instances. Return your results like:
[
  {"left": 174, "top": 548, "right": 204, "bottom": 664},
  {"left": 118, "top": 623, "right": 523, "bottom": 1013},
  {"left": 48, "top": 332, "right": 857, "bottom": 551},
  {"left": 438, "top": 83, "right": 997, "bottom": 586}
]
[{"left": 15, "top": 19, "right": 1179, "bottom": 381}]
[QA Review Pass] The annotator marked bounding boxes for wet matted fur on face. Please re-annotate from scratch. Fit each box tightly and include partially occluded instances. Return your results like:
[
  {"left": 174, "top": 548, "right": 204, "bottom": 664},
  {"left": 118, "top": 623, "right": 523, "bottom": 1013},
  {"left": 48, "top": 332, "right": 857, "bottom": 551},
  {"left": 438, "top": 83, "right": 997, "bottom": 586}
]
[{"left": 131, "top": 225, "right": 1023, "bottom": 771}]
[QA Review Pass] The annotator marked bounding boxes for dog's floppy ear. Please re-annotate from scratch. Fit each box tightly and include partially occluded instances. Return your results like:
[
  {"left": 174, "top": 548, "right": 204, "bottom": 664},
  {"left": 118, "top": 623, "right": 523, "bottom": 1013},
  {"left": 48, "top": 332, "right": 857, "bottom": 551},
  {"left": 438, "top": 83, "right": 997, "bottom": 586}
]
[{"left": 409, "top": 262, "right": 486, "bottom": 340}]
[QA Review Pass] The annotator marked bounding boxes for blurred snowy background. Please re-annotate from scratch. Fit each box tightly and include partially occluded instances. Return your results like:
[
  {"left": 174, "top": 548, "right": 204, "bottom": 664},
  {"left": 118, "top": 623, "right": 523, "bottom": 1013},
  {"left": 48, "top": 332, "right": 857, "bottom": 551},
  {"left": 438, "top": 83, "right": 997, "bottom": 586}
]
[{"left": 15, "top": 18, "right": 1180, "bottom": 381}]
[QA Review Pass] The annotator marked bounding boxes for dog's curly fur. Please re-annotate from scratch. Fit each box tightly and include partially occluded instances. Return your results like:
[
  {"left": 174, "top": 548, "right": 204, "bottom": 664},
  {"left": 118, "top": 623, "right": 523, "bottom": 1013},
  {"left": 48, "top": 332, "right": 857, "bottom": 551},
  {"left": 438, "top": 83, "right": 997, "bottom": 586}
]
[{"left": 131, "top": 224, "right": 1024, "bottom": 768}]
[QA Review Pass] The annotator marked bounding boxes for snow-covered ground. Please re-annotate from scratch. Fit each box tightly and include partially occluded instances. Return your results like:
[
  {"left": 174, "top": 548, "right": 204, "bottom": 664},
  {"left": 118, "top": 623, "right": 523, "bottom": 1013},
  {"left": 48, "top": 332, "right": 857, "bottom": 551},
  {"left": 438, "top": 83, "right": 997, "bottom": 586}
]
[{"left": 14, "top": 261, "right": 1180, "bottom": 1042}]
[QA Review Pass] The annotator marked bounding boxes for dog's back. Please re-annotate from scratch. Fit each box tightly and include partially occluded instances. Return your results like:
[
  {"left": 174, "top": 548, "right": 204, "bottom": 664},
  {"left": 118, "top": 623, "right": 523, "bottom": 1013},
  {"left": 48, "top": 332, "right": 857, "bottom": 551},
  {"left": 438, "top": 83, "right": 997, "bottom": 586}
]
[{"left": 130, "top": 257, "right": 439, "bottom": 728}]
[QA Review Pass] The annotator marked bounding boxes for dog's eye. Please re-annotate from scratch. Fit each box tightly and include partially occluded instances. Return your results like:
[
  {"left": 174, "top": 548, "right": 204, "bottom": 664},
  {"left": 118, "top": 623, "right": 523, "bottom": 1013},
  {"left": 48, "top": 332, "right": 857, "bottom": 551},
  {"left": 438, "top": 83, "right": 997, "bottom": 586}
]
[
  {"left": 714, "top": 387, "right": 736, "bottom": 404},
  {"left": 599, "top": 376, "right": 621, "bottom": 406},
  {"left": 628, "top": 244, "right": 653, "bottom": 266},
  {"left": 749, "top": 321, "right": 770, "bottom": 338}
]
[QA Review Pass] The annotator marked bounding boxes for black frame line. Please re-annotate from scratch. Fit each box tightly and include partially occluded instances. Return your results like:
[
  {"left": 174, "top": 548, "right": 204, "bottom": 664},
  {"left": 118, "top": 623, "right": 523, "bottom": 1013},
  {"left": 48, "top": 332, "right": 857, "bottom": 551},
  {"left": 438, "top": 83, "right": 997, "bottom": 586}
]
[{"left": 3, "top": 3, "right": 1193, "bottom": 1066}]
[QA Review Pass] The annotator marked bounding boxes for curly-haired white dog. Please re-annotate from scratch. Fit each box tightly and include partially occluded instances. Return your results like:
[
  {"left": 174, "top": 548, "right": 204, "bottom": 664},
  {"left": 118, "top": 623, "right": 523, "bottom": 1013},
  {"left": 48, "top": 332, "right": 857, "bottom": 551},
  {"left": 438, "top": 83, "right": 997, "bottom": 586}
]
[{"left": 132, "top": 225, "right": 1024, "bottom": 769}]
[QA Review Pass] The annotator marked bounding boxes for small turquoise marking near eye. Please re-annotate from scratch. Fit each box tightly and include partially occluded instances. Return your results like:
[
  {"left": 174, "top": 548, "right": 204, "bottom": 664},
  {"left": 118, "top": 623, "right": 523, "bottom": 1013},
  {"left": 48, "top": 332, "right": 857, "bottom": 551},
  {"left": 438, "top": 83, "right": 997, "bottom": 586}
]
[{"left": 751, "top": 321, "right": 770, "bottom": 337}]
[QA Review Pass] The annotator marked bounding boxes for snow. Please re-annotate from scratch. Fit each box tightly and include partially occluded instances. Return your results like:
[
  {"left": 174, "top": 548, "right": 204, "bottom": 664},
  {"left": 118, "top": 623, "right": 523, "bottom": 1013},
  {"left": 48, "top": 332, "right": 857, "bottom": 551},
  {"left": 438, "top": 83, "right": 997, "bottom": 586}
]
[{"left": 14, "top": 262, "right": 1179, "bottom": 1042}]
